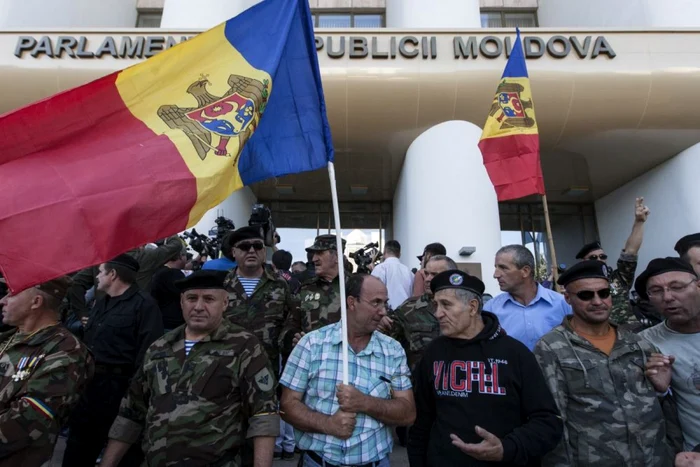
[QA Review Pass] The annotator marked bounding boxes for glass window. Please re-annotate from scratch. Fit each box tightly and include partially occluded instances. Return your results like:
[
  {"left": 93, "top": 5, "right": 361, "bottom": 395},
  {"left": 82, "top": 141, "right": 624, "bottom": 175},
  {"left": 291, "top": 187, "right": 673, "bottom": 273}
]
[
  {"left": 136, "top": 12, "right": 162, "bottom": 28},
  {"left": 354, "top": 14, "right": 383, "bottom": 28},
  {"left": 318, "top": 14, "right": 352, "bottom": 28},
  {"left": 480, "top": 12, "right": 503, "bottom": 28},
  {"left": 481, "top": 10, "right": 538, "bottom": 28}
]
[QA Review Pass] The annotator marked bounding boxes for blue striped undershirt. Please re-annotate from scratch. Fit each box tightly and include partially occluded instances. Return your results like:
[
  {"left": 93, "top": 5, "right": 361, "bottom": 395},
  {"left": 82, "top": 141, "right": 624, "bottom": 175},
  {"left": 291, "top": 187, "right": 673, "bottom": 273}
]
[
  {"left": 238, "top": 277, "right": 261, "bottom": 296},
  {"left": 184, "top": 340, "right": 197, "bottom": 356}
]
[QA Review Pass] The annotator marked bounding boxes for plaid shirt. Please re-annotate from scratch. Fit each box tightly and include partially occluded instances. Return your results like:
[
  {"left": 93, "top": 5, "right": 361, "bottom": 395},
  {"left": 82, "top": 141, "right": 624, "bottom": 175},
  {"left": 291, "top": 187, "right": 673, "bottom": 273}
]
[{"left": 280, "top": 322, "right": 412, "bottom": 464}]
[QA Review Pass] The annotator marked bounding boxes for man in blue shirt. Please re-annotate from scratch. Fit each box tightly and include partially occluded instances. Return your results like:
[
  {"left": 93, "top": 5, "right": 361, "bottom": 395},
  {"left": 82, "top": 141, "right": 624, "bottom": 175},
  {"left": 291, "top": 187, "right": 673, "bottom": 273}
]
[
  {"left": 484, "top": 245, "right": 571, "bottom": 350},
  {"left": 202, "top": 231, "right": 238, "bottom": 271}
]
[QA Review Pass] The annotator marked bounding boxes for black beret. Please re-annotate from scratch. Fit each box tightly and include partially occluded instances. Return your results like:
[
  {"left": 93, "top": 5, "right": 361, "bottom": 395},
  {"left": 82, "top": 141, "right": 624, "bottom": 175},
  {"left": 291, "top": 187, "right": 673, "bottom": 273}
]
[
  {"left": 229, "top": 226, "right": 263, "bottom": 246},
  {"left": 175, "top": 270, "right": 228, "bottom": 292},
  {"left": 106, "top": 254, "right": 140, "bottom": 272},
  {"left": 575, "top": 241, "right": 602, "bottom": 260},
  {"left": 674, "top": 233, "right": 700, "bottom": 256},
  {"left": 430, "top": 269, "right": 485, "bottom": 296},
  {"left": 418, "top": 242, "right": 447, "bottom": 261},
  {"left": 557, "top": 260, "right": 612, "bottom": 286},
  {"left": 634, "top": 257, "right": 698, "bottom": 300}
]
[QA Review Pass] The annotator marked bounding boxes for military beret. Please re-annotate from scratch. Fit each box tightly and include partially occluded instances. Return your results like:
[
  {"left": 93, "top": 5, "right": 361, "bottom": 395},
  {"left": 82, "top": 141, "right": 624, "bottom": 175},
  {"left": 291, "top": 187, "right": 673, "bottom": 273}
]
[
  {"left": 575, "top": 241, "right": 602, "bottom": 260},
  {"left": 305, "top": 234, "right": 347, "bottom": 253},
  {"left": 430, "top": 269, "right": 485, "bottom": 296},
  {"left": 557, "top": 260, "right": 612, "bottom": 286},
  {"left": 174, "top": 270, "right": 228, "bottom": 292},
  {"left": 417, "top": 242, "right": 447, "bottom": 261},
  {"left": 229, "top": 226, "right": 263, "bottom": 246},
  {"left": 674, "top": 233, "right": 700, "bottom": 256},
  {"left": 634, "top": 257, "right": 698, "bottom": 300},
  {"left": 106, "top": 254, "right": 140, "bottom": 272}
]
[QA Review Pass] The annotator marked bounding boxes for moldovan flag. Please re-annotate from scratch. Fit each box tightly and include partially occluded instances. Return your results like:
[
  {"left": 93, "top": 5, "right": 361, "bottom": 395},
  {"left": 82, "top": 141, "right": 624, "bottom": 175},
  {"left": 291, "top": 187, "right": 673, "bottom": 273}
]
[
  {"left": 478, "top": 28, "right": 545, "bottom": 201},
  {"left": 0, "top": 0, "right": 333, "bottom": 292}
]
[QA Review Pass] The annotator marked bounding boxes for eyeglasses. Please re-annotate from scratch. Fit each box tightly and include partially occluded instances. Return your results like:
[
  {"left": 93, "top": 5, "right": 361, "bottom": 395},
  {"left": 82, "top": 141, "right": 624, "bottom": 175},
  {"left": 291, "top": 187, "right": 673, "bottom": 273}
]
[
  {"left": 235, "top": 241, "right": 264, "bottom": 251},
  {"left": 575, "top": 288, "right": 611, "bottom": 301},
  {"left": 587, "top": 254, "right": 608, "bottom": 261},
  {"left": 647, "top": 279, "right": 697, "bottom": 299}
]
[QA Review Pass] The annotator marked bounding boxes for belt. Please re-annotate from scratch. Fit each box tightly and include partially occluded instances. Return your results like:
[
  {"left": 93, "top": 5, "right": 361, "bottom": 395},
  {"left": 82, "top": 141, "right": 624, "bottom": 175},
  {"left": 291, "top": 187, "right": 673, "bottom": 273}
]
[{"left": 306, "top": 451, "right": 382, "bottom": 467}]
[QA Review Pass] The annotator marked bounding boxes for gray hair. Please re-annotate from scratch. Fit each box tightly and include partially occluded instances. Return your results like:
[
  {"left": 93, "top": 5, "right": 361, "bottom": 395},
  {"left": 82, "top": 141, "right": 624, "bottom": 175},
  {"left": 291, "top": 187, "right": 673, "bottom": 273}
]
[
  {"left": 454, "top": 289, "right": 483, "bottom": 313},
  {"left": 427, "top": 255, "right": 458, "bottom": 270},
  {"left": 496, "top": 245, "right": 535, "bottom": 278}
]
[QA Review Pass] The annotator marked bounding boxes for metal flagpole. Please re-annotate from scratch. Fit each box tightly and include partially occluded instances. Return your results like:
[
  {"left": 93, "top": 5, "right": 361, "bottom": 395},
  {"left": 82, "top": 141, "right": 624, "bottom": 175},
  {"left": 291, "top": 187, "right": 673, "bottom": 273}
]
[{"left": 328, "top": 162, "right": 350, "bottom": 385}]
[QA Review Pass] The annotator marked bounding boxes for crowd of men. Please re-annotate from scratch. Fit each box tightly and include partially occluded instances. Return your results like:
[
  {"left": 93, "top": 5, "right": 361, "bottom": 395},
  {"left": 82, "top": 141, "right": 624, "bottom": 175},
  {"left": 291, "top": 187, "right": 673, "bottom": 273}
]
[{"left": 0, "top": 197, "right": 698, "bottom": 467}]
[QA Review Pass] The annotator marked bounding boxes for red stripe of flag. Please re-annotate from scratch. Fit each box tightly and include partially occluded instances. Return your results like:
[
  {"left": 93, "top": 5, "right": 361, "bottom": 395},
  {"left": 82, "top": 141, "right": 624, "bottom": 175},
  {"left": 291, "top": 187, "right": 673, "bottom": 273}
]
[{"left": 478, "top": 134, "right": 544, "bottom": 202}]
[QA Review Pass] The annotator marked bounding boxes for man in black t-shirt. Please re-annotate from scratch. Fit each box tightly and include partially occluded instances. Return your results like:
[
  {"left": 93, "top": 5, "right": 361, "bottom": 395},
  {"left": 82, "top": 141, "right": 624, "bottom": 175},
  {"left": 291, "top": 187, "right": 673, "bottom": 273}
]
[{"left": 151, "top": 248, "right": 188, "bottom": 331}]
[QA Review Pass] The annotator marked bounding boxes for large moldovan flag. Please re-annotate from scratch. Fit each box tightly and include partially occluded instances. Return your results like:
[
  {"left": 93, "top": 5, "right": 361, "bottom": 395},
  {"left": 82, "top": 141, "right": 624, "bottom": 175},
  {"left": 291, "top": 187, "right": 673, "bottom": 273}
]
[
  {"left": 0, "top": 0, "right": 333, "bottom": 292},
  {"left": 478, "top": 28, "right": 545, "bottom": 202}
]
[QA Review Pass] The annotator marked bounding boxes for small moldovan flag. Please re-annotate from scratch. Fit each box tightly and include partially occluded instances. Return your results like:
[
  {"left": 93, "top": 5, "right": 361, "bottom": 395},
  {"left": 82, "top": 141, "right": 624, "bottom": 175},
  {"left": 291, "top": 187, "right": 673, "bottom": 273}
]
[
  {"left": 0, "top": 0, "right": 333, "bottom": 292},
  {"left": 478, "top": 28, "right": 545, "bottom": 202}
]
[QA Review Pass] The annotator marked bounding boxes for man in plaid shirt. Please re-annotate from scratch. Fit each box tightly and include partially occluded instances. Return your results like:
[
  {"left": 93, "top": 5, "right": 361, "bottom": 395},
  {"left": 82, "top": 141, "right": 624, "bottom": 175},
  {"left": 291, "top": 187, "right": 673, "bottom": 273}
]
[{"left": 280, "top": 274, "right": 416, "bottom": 467}]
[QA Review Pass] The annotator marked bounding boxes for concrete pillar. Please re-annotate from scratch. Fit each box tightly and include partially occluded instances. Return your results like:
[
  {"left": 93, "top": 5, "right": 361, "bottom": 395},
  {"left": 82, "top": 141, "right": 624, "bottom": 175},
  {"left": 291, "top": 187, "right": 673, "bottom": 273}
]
[
  {"left": 0, "top": 0, "right": 137, "bottom": 28},
  {"left": 161, "top": 0, "right": 262, "bottom": 28},
  {"left": 385, "top": 0, "right": 481, "bottom": 28},
  {"left": 393, "top": 121, "right": 502, "bottom": 295}
]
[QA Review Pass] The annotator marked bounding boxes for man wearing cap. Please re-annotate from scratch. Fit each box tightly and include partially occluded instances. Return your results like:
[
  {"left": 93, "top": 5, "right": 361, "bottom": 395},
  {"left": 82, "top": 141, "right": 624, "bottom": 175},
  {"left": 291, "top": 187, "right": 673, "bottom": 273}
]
[
  {"left": 100, "top": 270, "right": 280, "bottom": 467},
  {"left": 412, "top": 243, "right": 446, "bottom": 298},
  {"left": 533, "top": 260, "right": 675, "bottom": 467},
  {"left": 222, "top": 227, "right": 294, "bottom": 379},
  {"left": 202, "top": 230, "right": 239, "bottom": 271},
  {"left": 279, "top": 234, "right": 347, "bottom": 357},
  {"left": 408, "top": 269, "right": 562, "bottom": 467},
  {"left": 280, "top": 273, "right": 415, "bottom": 467},
  {"left": 63, "top": 254, "right": 164, "bottom": 467},
  {"left": 674, "top": 234, "right": 700, "bottom": 276},
  {"left": 0, "top": 277, "right": 94, "bottom": 467},
  {"left": 638, "top": 258, "right": 700, "bottom": 453},
  {"left": 574, "top": 197, "right": 650, "bottom": 326}
]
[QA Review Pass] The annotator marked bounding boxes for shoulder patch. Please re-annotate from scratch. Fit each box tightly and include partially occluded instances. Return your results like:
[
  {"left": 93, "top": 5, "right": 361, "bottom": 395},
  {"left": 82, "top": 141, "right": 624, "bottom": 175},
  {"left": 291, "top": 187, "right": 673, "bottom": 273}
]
[{"left": 254, "top": 367, "right": 274, "bottom": 392}]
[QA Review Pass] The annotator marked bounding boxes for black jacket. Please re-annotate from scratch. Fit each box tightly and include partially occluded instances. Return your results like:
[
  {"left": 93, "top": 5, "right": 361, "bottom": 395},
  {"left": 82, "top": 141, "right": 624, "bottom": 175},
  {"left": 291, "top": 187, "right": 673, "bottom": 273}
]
[{"left": 408, "top": 311, "right": 563, "bottom": 467}]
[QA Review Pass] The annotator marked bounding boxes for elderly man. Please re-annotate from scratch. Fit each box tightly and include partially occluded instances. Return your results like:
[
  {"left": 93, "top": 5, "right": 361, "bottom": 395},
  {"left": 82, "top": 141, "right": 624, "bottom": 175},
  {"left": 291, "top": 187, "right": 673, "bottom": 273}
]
[
  {"left": 408, "top": 270, "right": 562, "bottom": 467},
  {"left": 485, "top": 245, "right": 571, "bottom": 350},
  {"left": 280, "top": 274, "right": 415, "bottom": 467},
  {"left": 674, "top": 234, "right": 700, "bottom": 276},
  {"left": 637, "top": 258, "right": 700, "bottom": 454},
  {"left": 279, "top": 234, "right": 347, "bottom": 357},
  {"left": 101, "top": 270, "right": 280, "bottom": 467},
  {"left": 0, "top": 276, "right": 94, "bottom": 467},
  {"left": 574, "top": 197, "right": 650, "bottom": 326},
  {"left": 534, "top": 260, "right": 675, "bottom": 467}
]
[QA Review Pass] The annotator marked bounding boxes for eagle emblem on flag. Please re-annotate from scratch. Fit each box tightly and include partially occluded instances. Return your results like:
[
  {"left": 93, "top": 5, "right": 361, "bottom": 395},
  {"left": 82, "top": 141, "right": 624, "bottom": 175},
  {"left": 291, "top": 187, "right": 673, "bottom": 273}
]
[
  {"left": 487, "top": 81, "right": 535, "bottom": 130},
  {"left": 158, "top": 74, "right": 270, "bottom": 161}
]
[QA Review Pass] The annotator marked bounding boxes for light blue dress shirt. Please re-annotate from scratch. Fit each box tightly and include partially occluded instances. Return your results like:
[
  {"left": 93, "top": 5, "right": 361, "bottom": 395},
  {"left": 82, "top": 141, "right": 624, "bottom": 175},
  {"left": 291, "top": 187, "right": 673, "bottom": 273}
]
[{"left": 484, "top": 284, "right": 572, "bottom": 351}]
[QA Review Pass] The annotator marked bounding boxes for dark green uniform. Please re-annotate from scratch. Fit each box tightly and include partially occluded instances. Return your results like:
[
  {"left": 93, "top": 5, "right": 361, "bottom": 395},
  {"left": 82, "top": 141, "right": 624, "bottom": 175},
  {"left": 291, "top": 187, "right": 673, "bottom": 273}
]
[
  {"left": 0, "top": 325, "right": 94, "bottom": 467},
  {"left": 109, "top": 320, "right": 280, "bottom": 467},
  {"left": 609, "top": 252, "right": 639, "bottom": 326},
  {"left": 224, "top": 267, "right": 294, "bottom": 377},
  {"left": 390, "top": 294, "right": 440, "bottom": 375}
]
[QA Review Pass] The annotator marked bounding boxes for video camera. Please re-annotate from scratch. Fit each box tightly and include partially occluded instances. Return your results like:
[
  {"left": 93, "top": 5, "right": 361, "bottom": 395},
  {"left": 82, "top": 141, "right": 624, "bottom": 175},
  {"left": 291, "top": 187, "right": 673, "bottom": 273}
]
[
  {"left": 249, "top": 204, "right": 276, "bottom": 247},
  {"left": 350, "top": 242, "right": 383, "bottom": 275},
  {"left": 181, "top": 229, "right": 218, "bottom": 259}
]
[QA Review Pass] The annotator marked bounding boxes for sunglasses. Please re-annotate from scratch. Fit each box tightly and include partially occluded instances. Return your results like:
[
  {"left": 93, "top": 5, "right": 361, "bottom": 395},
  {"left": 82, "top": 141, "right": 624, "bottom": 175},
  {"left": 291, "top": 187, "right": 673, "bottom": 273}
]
[
  {"left": 575, "top": 288, "right": 611, "bottom": 301},
  {"left": 235, "top": 241, "right": 264, "bottom": 251},
  {"left": 587, "top": 254, "right": 608, "bottom": 261}
]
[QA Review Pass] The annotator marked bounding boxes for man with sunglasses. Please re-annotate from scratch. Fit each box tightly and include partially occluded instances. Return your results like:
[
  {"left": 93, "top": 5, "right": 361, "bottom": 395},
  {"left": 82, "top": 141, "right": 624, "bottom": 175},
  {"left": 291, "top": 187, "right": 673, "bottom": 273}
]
[
  {"left": 575, "top": 197, "right": 650, "bottom": 327},
  {"left": 534, "top": 260, "right": 675, "bottom": 467},
  {"left": 638, "top": 258, "right": 700, "bottom": 455}
]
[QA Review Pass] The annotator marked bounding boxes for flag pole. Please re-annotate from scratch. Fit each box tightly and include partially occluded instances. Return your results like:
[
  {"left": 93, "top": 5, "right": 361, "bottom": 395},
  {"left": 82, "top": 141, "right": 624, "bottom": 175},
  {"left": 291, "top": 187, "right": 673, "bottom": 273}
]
[
  {"left": 541, "top": 193, "right": 559, "bottom": 285},
  {"left": 328, "top": 162, "right": 350, "bottom": 385}
]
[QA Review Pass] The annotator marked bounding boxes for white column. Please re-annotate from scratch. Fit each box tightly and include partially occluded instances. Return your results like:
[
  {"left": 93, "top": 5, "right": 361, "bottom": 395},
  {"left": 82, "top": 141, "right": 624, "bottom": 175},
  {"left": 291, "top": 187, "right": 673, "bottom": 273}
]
[
  {"left": 385, "top": 0, "right": 481, "bottom": 28},
  {"left": 161, "top": 0, "right": 262, "bottom": 28},
  {"left": 596, "top": 142, "right": 700, "bottom": 272},
  {"left": 0, "top": 0, "right": 137, "bottom": 28},
  {"left": 191, "top": 187, "right": 258, "bottom": 236},
  {"left": 393, "top": 121, "right": 502, "bottom": 295}
]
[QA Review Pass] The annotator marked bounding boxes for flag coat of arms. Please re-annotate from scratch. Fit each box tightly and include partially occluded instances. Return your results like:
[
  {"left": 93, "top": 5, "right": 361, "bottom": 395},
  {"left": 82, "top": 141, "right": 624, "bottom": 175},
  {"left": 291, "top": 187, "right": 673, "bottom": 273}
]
[
  {"left": 0, "top": 0, "right": 333, "bottom": 292},
  {"left": 478, "top": 28, "right": 545, "bottom": 202}
]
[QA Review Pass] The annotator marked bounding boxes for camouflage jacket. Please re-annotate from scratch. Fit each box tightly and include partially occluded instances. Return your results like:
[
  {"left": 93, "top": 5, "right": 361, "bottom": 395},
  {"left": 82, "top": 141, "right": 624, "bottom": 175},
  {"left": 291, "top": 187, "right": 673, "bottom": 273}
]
[
  {"left": 224, "top": 268, "right": 294, "bottom": 377},
  {"left": 108, "top": 320, "right": 280, "bottom": 467},
  {"left": 0, "top": 324, "right": 94, "bottom": 467},
  {"left": 390, "top": 294, "right": 439, "bottom": 374},
  {"left": 609, "top": 251, "right": 639, "bottom": 326},
  {"left": 533, "top": 317, "right": 674, "bottom": 467},
  {"left": 279, "top": 275, "right": 341, "bottom": 358}
]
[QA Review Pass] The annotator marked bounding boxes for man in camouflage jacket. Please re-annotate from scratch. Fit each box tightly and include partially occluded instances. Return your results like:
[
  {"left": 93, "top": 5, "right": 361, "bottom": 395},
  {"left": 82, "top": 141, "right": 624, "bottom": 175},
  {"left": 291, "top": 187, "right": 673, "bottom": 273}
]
[
  {"left": 0, "top": 276, "right": 93, "bottom": 467},
  {"left": 279, "top": 235, "right": 346, "bottom": 358},
  {"left": 534, "top": 260, "right": 676, "bottom": 467},
  {"left": 102, "top": 270, "right": 279, "bottom": 467}
]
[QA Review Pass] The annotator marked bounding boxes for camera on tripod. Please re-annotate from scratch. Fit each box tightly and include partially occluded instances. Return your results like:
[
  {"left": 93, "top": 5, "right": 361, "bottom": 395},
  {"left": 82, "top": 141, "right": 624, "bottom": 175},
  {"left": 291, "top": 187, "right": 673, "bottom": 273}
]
[
  {"left": 249, "top": 204, "right": 276, "bottom": 247},
  {"left": 350, "top": 242, "right": 383, "bottom": 275}
]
